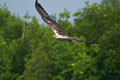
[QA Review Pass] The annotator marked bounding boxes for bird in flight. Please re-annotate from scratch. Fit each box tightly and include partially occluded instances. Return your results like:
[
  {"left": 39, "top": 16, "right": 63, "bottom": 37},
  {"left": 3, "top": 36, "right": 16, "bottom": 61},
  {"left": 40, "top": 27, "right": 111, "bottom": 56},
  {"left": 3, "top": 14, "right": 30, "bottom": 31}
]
[{"left": 35, "top": 0, "right": 101, "bottom": 44}]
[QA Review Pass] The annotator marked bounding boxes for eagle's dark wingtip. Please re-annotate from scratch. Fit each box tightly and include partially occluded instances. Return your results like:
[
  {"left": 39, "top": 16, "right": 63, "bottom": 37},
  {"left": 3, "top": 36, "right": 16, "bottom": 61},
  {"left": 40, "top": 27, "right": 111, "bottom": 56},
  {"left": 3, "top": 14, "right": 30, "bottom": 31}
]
[
  {"left": 36, "top": 0, "right": 38, "bottom": 3},
  {"left": 35, "top": 0, "right": 38, "bottom": 6}
]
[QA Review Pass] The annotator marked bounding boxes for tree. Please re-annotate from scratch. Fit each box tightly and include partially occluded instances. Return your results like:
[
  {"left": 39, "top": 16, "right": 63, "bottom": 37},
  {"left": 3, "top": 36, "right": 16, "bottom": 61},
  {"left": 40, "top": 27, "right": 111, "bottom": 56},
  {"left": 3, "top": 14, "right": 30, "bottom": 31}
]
[{"left": 0, "top": 0, "right": 120, "bottom": 79}]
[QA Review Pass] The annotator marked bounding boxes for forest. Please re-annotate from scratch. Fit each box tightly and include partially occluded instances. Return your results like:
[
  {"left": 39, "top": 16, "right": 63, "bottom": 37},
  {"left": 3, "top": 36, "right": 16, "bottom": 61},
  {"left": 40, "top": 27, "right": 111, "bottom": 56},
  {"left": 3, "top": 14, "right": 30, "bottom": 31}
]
[{"left": 0, "top": 0, "right": 120, "bottom": 80}]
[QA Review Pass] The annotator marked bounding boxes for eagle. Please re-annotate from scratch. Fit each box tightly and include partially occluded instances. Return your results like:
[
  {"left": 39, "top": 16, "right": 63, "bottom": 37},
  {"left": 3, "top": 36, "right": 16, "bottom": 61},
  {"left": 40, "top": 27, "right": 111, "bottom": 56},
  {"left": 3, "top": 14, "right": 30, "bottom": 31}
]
[{"left": 35, "top": 0, "right": 100, "bottom": 44}]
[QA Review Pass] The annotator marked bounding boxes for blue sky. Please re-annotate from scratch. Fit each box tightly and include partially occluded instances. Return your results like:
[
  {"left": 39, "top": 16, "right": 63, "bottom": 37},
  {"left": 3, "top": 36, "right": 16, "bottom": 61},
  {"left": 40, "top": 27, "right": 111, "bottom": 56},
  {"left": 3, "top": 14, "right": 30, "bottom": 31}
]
[{"left": 0, "top": 0, "right": 101, "bottom": 24}]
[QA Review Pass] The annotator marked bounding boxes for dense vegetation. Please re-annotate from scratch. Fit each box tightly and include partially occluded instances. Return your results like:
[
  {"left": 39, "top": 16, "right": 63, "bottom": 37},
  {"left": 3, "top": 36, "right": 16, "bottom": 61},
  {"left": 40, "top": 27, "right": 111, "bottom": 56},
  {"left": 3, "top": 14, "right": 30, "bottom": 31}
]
[{"left": 0, "top": 0, "right": 120, "bottom": 80}]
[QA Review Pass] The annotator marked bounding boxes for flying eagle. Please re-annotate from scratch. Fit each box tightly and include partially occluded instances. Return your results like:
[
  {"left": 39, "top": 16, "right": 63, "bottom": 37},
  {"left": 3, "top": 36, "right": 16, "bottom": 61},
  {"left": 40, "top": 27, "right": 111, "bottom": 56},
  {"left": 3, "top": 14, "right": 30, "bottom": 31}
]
[{"left": 35, "top": 0, "right": 100, "bottom": 44}]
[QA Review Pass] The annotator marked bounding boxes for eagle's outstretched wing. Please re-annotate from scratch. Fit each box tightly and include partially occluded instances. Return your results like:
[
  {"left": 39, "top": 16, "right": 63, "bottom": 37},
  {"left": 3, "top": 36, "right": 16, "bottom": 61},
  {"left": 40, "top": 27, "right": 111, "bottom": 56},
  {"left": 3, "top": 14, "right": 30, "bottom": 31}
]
[
  {"left": 35, "top": 0, "right": 65, "bottom": 35},
  {"left": 65, "top": 36, "right": 102, "bottom": 44}
]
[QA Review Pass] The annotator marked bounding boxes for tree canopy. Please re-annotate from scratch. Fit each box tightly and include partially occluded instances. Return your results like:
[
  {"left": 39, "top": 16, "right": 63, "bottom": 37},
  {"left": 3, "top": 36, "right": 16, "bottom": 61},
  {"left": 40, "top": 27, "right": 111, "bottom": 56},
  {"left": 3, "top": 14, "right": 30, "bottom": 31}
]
[{"left": 0, "top": 0, "right": 120, "bottom": 80}]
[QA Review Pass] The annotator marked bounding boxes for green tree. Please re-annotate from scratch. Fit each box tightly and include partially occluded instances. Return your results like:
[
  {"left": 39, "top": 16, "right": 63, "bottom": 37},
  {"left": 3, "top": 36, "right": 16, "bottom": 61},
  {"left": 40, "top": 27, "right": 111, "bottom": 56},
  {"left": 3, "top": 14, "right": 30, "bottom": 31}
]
[{"left": 0, "top": 0, "right": 120, "bottom": 80}]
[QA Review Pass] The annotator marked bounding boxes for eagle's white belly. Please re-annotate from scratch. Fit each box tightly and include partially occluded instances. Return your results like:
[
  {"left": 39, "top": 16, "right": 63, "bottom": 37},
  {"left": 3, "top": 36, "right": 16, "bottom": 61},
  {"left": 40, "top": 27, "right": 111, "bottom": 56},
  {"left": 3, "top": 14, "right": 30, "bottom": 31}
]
[
  {"left": 54, "top": 35, "right": 71, "bottom": 41},
  {"left": 56, "top": 35, "right": 66, "bottom": 39}
]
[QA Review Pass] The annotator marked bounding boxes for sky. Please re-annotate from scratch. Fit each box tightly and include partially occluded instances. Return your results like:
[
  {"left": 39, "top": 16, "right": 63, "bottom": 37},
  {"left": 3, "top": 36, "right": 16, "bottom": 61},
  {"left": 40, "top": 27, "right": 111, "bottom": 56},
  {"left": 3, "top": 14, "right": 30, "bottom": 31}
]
[{"left": 0, "top": 0, "right": 101, "bottom": 24}]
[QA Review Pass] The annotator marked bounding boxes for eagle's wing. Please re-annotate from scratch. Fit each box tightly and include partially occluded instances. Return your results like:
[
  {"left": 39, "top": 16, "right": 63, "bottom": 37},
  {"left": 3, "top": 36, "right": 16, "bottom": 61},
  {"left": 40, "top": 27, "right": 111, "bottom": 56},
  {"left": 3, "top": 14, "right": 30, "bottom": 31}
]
[
  {"left": 65, "top": 36, "right": 102, "bottom": 44},
  {"left": 35, "top": 0, "right": 65, "bottom": 35}
]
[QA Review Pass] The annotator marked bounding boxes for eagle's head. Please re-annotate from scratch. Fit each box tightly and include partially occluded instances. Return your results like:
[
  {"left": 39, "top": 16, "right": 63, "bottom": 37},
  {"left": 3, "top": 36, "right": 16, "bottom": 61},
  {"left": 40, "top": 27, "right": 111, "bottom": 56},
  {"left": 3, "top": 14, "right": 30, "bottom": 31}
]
[{"left": 53, "top": 35, "right": 57, "bottom": 39}]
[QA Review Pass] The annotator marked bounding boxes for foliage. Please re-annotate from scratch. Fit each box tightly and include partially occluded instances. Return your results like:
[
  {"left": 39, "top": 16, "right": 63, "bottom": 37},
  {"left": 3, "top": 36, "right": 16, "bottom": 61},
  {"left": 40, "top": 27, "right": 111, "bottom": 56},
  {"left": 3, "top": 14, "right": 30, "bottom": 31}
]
[{"left": 0, "top": 0, "right": 120, "bottom": 80}]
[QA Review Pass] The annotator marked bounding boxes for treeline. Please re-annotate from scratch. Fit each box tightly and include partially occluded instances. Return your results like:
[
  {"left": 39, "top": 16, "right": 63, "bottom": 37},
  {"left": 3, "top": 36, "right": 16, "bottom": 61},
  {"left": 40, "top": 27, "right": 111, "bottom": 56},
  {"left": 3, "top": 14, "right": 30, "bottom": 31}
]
[{"left": 0, "top": 0, "right": 120, "bottom": 80}]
